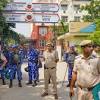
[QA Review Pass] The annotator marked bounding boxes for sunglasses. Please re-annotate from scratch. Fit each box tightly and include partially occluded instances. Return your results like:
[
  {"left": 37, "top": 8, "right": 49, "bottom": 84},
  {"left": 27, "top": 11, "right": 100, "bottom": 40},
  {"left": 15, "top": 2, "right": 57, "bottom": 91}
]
[{"left": 86, "top": 45, "right": 93, "bottom": 48}]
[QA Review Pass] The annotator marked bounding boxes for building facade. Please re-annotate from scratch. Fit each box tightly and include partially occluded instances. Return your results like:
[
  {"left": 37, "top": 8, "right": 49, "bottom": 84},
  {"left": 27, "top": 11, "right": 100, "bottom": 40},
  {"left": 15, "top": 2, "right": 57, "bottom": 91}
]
[
  {"left": 31, "top": 24, "right": 53, "bottom": 51},
  {"left": 60, "top": 0, "right": 90, "bottom": 22},
  {"left": 31, "top": 0, "right": 91, "bottom": 50}
]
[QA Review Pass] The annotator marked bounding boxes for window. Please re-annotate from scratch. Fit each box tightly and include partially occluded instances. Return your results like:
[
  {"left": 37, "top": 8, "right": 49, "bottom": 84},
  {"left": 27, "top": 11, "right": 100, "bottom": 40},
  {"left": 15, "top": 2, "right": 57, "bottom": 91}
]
[
  {"left": 39, "top": 27, "right": 47, "bottom": 36},
  {"left": 61, "top": 4, "right": 68, "bottom": 13},
  {"left": 39, "top": 40, "right": 46, "bottom": 47},
  {"left": 61, "top": 16, "right": 68, "bottom": 22},
  {"left": 74, "top": 5, "right": 80, "bottom": 12},
  {"left": 74, "top": 16, "right": 80, "bottom": 21}
]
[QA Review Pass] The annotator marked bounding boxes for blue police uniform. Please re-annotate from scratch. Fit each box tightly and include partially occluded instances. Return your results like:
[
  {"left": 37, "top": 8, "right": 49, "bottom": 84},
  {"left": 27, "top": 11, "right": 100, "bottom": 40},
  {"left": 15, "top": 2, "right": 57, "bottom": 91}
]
[
  {"left": 0, "top": 64, "right": 5, "bottom": 80},
  {"left": 8, "top": 45, "right": 22, "bottom": 88},
  {"left": 9, "top": 52, "right": 22, "bottom": 80},
  {"left": 3, "top": 48, "right": 11, "bottom": 80},
  {"left": 64, "top": 51, "right": 77, "bottom": 86},
  {"left": 27, "top": 48, "right": 39, "bottom": 85},
  {"left": 19, "top": 48, "right": 25, "bottom": 62}
]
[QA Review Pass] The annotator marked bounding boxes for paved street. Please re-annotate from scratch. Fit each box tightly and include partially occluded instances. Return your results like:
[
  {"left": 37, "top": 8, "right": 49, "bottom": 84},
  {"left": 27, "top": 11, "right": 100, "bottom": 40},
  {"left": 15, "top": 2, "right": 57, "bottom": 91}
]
[{"left": 0, "top": 62, "right": 77, "bottom": 100}]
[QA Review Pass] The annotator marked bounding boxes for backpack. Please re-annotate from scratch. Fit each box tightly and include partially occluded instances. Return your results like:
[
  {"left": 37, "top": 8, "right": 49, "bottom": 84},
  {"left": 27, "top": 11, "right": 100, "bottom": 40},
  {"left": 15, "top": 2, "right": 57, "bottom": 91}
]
[
  {"left": 0, "top": 52, "right": 4, "bottom": 66},
  {"left": 12, "top": 53, "right": 20, "bottom": 64}
]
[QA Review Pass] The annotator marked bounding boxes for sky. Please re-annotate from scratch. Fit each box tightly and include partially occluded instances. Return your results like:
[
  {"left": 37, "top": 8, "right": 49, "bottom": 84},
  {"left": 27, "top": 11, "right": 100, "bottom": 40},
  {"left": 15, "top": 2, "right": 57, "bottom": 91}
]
[{"left": 12, "top": 23, "right": 32, "bottom": 38}]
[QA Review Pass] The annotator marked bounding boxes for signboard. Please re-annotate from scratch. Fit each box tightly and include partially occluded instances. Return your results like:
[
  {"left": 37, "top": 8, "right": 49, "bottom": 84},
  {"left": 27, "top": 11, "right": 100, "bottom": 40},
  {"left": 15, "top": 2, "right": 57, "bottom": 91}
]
[
  {"left": 4, "top": 2, "right": 26, "bottom": 11},
  {"left": 3, "top": 13, "right": 59, "bottom": 23},
  {"left": 4, "top": 2, "right": 59, "bottom": 12}
]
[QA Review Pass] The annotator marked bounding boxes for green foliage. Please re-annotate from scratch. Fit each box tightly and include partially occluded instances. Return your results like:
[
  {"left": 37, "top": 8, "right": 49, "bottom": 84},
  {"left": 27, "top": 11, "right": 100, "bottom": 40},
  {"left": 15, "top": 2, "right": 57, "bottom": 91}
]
[
  {"left": 95, "top": 19, "right": 100, "bottom": 31},
  {"left": 81, "top": 0, "right": 100, "bottom": 45},
  {"left": 0, "top": 0, "right": 20, "bottom": 45},
  {"left": 60, "top": 20, "right": 68, "bottom": 33},
  {"left": 0, "top": 0, "right": 9, "bottom": 33},
  {"left": 81, "top": 0, "right": 100, "bottom": 22},
  {"left": 57, "top": 25, "right": 68, "bottom": 36},
  {"left": 0, "top": 15, "right": 5, "bottom": 33},
  {"left": 51, "top": 20, "right": 69, "bottom": 37},
  {"left": 88, "top": 19, "right": 100, "bottom": 45},
  {"left": 0, "top": 0, "right": 8, "bottom": 11},
  {"left": 2, "top": 28, "right": 20, "bottom": 45},
  {"left": 89, "top": 31, "right": 100, "bottom": 45}
]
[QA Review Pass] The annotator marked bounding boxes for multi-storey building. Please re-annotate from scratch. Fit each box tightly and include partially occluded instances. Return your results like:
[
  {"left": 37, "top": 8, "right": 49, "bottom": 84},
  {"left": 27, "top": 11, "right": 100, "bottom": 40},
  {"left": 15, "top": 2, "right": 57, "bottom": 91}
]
[
  {"left": 31, "top": 0, "right": 91, "bottom": 23},
  {"left": 31, "top": 0, "right": 91, "bottom": 50},
  {"left": 59, "top": 0, "right": 90, "bottom": 22}
]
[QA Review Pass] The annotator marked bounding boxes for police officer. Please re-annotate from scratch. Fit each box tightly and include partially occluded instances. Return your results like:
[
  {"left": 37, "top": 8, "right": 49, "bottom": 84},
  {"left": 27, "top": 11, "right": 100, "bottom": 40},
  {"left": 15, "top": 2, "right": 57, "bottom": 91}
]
[
  {"left": 70, "top": 40, "right": 100, "bottom": 100},
  {"left": 9, "top": 45, "right": 22, "bottom": 88},
  {"left": 41, "top": 42, "right": 59, "bottom": 99},
  {"left": 26, "top": 41, "right": 39, "bottom": 87},
  {"left": 64, "top": 46, "right": 78, "bottom": 87}
]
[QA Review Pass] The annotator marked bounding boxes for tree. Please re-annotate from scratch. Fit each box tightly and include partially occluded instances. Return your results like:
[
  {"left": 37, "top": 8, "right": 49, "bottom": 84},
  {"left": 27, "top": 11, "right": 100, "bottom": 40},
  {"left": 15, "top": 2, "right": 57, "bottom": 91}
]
[
  {"left": 81, "top": 0, "right": 100, "bottom": 44},
  {"left": 0, "top": 0, "right": 8, "bottom": 33},
  {"left": 0, "top": 0, "right": 21, "bottom": 45},
  {"left": 95, "top": 19, "right": 100, "bottom": 31},
  {"left": 81, "top": 0, "right": 100, "bottom": 22},
  {"left": 89, "top": 19, "right": 100, "bottom": 45},
  {"left": 51, "top": 20, "right": 69, "bottom": 37}
]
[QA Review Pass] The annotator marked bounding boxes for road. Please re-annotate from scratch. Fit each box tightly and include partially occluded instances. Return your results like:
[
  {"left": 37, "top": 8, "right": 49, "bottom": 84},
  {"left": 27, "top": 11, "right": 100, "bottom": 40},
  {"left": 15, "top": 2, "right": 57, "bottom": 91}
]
[{"left": 0, "top": 62, "right": 77, "bottom": 100}]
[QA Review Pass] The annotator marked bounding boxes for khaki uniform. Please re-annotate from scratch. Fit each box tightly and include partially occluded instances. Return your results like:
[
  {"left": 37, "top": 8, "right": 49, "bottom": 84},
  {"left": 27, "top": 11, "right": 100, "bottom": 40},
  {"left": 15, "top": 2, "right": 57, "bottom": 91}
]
[
  {"left": 43, "top": 50, "right": 58, "bottom": 94},
  {"left": 92, "top": 50, "right": 100, "bottom": 57},
  {"left": 73, "top": 54, "right": 100, "bottom": 100}
]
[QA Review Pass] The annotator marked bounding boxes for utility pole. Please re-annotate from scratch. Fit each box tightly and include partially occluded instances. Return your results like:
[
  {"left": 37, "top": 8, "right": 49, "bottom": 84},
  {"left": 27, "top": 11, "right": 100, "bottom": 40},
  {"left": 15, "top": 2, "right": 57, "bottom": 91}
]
[{"left": 52, "top": 22, "right": 56, "bottom": 48}]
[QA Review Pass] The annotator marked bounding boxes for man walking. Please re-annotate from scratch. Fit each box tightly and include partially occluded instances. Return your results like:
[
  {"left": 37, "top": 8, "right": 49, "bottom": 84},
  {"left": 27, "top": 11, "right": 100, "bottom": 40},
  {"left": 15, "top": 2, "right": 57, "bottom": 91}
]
[
  {"left": 26, "top": 41, "right": 39, "bottom": 87},
  {"left": 41, "top": 42, "right": 59, "bottom": 99},
  {"left": 9, "top": 45, "right": 22, "bottom": 88},
  {"left": 70, "top": 40, "right": 100, "bottom": 100},
  {"left": 64, "top": 46, "right": 78, "bottom": 87}
]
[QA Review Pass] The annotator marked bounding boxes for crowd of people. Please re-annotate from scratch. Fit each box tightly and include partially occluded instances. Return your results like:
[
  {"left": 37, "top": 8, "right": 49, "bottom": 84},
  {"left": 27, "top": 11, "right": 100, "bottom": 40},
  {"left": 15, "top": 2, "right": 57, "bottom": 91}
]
[
  {"left": 0, "top": 40, "right": 100, "bottom": 100},
  {"left": 0, "top": 41, "right": 40, "bottom": 88}
]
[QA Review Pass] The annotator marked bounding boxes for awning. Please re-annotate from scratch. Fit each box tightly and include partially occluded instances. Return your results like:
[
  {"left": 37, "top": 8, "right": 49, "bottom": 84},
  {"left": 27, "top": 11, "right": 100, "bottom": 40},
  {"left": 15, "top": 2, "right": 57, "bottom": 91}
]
[{"left": 57, "top": 32, "right": 90, "bottom": 40}]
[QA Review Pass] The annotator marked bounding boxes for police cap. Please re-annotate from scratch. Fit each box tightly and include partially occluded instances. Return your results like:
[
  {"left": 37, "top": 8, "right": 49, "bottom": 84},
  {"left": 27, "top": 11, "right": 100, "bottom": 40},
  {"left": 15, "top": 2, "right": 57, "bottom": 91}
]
[
  {"left": 46, "top": 42, "right": 53, "bottom": 46},
  {"left": 11, "top": 45, "right": 18, "bottom": 48},
  {"left": 79, "top": 40, "right": 92, "bottom": 47}
]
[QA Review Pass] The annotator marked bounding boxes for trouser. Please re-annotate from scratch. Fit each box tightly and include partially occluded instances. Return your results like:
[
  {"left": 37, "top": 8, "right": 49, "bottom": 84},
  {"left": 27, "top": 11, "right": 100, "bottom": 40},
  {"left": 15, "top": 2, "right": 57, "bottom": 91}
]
[
  {"left": 44, "top": 67, "right": 57, "bottom": 94},
  {"left": 68, "top": 64, "right": 73, "bottom": 81},
  {"left": 77, "top": 87, "right": 93, "bottom": 100},
  {"left": 36, "top": 68, "right": 39, "bottom": 81},
  {"left": 9, "top": 64, "right": 22, "bottom": 80},
  {"left": 0, "top": 69, "right": 5, "bottom": 79},
  {"left": 28, "top": 62, "right": 38, "bottom": 81}
]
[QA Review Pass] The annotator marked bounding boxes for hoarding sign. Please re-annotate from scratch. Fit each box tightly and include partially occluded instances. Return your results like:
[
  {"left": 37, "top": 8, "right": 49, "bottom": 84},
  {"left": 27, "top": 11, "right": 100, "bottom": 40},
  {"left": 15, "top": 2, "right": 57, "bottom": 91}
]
[
  {"left": 4, "top": 2, "right": 59, "bottom": 12},
  {"left": 3, "top": 13, "right": 59, "bottom": 23}
]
